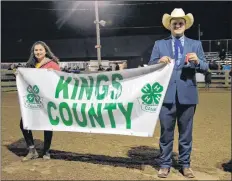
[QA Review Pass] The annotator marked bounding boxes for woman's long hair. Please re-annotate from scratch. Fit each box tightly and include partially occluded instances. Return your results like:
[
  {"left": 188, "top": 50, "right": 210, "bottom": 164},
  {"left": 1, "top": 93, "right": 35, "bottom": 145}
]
[{"left": 26, "top": 41, "right": 59, "bottom": 68}]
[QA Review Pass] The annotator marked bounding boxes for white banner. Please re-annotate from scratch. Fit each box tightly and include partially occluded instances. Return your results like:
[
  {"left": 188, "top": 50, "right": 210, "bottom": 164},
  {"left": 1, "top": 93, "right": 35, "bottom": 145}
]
[
  {"left": 16, "top": 61, "right": 174, "bottom": 137},
  {"left": 196, "top": 73, "right": 205, "bottom": 82}
]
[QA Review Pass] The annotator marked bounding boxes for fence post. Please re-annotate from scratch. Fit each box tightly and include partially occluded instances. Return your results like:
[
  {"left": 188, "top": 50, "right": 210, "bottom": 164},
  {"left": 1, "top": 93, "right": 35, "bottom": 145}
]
[
  {"left": 225, "top": 70, "right": 229, "bottom": 87},
  {"left": 209, "top": 40, "right": 211, "bottom": 52}
]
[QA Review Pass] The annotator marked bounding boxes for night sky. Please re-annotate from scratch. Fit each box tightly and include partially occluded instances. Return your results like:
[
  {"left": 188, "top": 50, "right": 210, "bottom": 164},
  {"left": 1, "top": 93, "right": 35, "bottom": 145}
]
[{"left": 2, "top": 1, "right": 232, "bottom": 44}]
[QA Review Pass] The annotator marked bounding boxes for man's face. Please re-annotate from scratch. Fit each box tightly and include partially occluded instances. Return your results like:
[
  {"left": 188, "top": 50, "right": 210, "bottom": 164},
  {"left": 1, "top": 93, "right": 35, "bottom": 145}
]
[{"left": 169, "top": 18, "right": 186, "bottom": 37}]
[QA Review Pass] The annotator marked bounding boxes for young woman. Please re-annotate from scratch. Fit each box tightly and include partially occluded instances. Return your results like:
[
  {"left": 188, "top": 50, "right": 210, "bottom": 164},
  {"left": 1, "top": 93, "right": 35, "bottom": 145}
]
[{"left": 19, "top": 41, "right": 60, "bottom": 161}]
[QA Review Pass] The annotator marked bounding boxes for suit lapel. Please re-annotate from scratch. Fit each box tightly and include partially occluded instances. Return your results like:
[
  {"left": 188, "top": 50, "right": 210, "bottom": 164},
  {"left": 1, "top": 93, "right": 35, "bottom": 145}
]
[
  {"left": 166, "top": 36, "right": 174, "bottom": 59},
  {"left": 182, "top": 37, "right": 190, "bottom": 63}
]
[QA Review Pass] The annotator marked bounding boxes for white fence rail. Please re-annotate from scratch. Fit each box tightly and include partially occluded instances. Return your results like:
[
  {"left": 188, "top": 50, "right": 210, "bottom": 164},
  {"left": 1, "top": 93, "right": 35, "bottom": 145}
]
[{"left": 1, "top": 69, "right": 231, "bottom": 92}]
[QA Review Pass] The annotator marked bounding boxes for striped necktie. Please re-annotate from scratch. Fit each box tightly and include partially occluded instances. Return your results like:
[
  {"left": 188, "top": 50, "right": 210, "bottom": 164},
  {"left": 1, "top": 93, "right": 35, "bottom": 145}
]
[{"left": 174, "top": 39, "right": 184, "bottom": 67}]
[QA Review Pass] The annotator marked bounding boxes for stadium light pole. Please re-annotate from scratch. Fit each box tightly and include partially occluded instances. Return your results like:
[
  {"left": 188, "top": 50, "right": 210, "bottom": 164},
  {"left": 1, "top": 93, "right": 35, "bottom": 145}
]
[
  {"left": 94, "top": 1, "right": 106, "bottom": 66},
  {"left": 198, "top": 24, "right": 201, "bottom": 40}
]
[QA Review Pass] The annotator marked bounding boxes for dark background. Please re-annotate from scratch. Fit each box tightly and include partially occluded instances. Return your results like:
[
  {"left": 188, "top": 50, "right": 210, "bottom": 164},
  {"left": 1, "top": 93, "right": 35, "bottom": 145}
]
[{"left": 2, "top": 1, "right": 232, "bottom": 64}]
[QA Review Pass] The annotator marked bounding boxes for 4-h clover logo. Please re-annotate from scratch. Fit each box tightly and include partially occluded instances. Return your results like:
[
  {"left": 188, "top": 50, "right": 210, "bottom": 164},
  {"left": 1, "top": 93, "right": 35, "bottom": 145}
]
[
  {"left": 24, "top": 85, "right": 43, "bottom": 109},
  {"left": 141, "top": 82, "right": 163, "bottom": 105},
  {"left": 138, "top": 82, "right": 163, "bottom": 113},
  {"left": 26, "top": 85, "right": 41, "bottom": 104}
]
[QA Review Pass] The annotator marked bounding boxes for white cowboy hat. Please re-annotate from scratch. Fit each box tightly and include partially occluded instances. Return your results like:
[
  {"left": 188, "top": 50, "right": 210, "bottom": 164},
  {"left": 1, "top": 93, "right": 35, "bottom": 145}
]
[{"left": 162, "top": 8, "right": 194, "bottom": 30}]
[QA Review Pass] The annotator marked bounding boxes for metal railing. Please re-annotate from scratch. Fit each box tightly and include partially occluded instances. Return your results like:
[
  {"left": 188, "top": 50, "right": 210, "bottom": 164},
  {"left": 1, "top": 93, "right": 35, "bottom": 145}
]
[
  {"left": 201, "top": 39, "right": 232, "bottom": 52},
  {"left": 197, "top": 70, "right": 231, "bottom": 88}
]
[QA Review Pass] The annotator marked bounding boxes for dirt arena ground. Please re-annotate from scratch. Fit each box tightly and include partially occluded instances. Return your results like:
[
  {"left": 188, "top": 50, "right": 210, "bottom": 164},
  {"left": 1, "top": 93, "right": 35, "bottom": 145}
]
[{"left": 1, "top": 90, "right": 231, "bottom": 180}]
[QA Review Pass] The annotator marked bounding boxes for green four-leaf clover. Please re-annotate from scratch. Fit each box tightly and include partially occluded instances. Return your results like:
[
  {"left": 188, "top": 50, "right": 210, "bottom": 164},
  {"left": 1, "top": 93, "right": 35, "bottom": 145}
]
[
  {"left": 141, "top": 82, "right": 163, "bottom": 105},
  {"left": 26, "top": 85, "right": 40, "bottom": 103}
]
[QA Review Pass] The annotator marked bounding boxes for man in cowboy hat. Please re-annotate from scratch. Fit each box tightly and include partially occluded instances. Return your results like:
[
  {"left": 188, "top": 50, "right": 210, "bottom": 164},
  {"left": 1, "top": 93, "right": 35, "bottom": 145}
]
[{"left": 148, "top": 8, "right": 208, "bottom": 178}]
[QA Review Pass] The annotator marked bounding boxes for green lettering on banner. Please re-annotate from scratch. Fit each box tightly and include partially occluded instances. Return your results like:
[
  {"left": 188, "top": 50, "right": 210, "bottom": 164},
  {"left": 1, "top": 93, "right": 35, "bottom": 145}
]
[
  {"left": 78, "top": 76, "right": 94, "bottom": 100},
  {"left": 59, "top": 102, "right": 73, "bottom": 126},
  {"left": 118, "top": 103, "right": 133, "bottom": 129},
  {"left": 104, "top": 103, "right": 116, "bottom": 128},
  {"left": 111, "top": 73, "right": 123, "bottom": 100},
  {"left": 72, "top": 103, "right": 87, "bottom": 127},
  {"left": 71, "top": 79, "right": 79, "bottom": 100},
  {"left": 95, "top": 74, "right": 109, "bottom": 100},
  {"left": 55, "top": 76, "right": 72, "bottom": 99},
  {"left": 47, "top": 101, "right": 59, "bottom": 125},
  {"left": 88, "top": 103, "right": 105, "bottom": 128}
]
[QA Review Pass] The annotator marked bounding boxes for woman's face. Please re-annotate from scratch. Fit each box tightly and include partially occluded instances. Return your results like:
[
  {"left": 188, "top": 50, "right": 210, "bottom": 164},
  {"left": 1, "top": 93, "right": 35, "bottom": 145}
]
[{"left": 34, "top": 44, "right": 46, "bottom": 62}]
